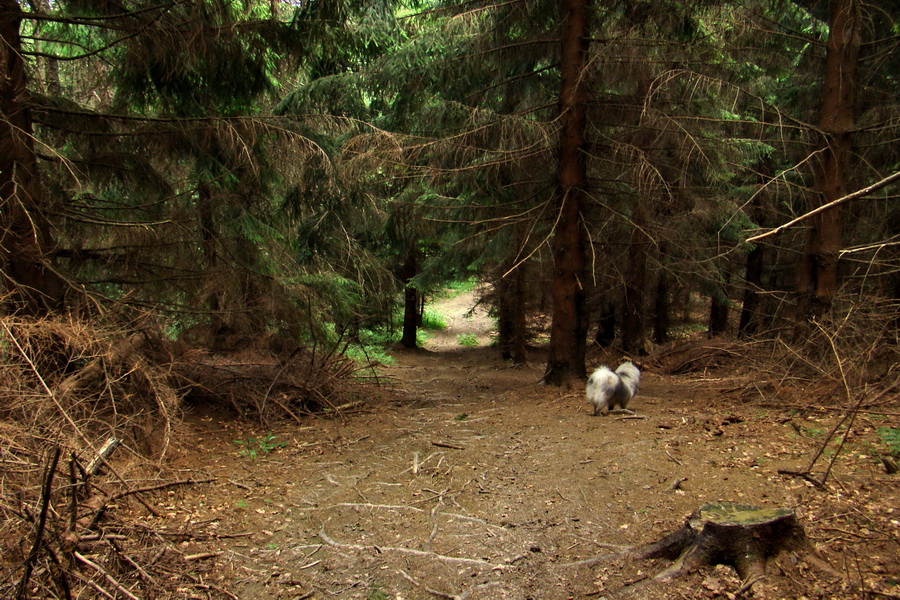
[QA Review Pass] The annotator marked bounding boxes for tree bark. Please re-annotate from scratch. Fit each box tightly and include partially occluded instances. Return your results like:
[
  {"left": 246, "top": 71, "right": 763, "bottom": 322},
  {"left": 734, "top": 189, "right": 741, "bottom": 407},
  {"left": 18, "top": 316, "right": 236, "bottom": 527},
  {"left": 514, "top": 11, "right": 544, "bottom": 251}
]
[
  {"left": 622, "top": 199, "right": 650, "bottom": 355},
  {"left": 545, "top": 0, "right": 591, "bottom": 385},
  {"left": 26, "top": 0, "right": 61, "bottom": 97},
  {"left": 620, "top": 501, "right": 821, "bottom": 599},
  {"left": 639, "top": 503, "right": 807, "bottom": 576},
  {"left": 0, "top": 0, "right": 66, "bottom": 315},
  {"left": 708, "top": 274, "right": 731, "bottom": 338},
  {"left": 708, "top": 294, "right": 729, "bottom": 337},
  {"left": 198, "top": 183, "right": 227, "bottom": 336},
  {"left": 652, "top": 251, "right": 670, "bottom": 344},
  {"left": 497, "top": 262, "right": 527, "bottom": 364},
  {"left": 738, "top": 243, "right": 763, "bottom": 337},
  {"left": 399, "top": 252, "right": 419, "bottom": 349},
  {"left": 794, "top": 0, "right": 860, "bottom": 332},
  {"left": 594, "top": 301, "right": 616, "bottom": 347}
]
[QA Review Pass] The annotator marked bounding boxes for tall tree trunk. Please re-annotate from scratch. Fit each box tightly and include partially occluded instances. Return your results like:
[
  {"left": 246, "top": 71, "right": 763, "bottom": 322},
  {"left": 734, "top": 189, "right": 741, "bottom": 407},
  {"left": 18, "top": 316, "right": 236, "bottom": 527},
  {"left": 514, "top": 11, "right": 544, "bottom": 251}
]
[
  {"left": 622, "top": 199, "right": 650, "bottom": 355},
  {"left": 594, "top": 301, "right": 616, "bottom": 347},
  {"left": 708, "top": 291, "right": 729, "bottom": 337},
  {"left": 399, "top": 252, "right": 419, "bottom": 349},
  {"left": 739, "top": 161, "right": 772, "bottom": 338},
  {"left": 545, "top": 0, "right": 591, "bottom": 385},
  {"left": 794, "top": 0, "right": 860, "bottom": 333},
  {"left": 0, "top": 0, "right": 65, "bottom": 315},
  {"left": 25, "top": 0, "right": 61, "bottom": 97},
  {"left": 738, "top": 243, "right": 764, "bottom": 337},
  {"left": 198, "top": 184, "right": 226, "bottom": 335},
  {"left": 497, "top": 262, "right": 528, "bottom": 364},
  {"left": 652, "top": 267, "right": 670, "bottom": 345}
]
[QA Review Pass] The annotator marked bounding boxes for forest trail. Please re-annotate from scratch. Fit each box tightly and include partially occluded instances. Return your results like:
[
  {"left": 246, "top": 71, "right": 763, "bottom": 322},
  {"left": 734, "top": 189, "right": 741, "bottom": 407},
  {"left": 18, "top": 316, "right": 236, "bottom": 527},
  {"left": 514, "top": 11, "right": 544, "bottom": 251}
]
[{"left": 166, "top": 291, "right": 893, "bottom": 599}]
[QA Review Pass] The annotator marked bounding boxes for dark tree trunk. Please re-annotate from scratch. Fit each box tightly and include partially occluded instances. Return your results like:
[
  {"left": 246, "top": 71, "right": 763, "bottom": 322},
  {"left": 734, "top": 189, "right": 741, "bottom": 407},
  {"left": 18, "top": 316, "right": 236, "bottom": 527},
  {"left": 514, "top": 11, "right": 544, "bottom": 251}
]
[
  {"left": 545, "top": 0, "right": 591, "bottom": 385},
  {"left": 497, "top": 264, "right": 527, "bottom": 364},
  {"left": 594, "top": 302, "right": 616, "bottom": 347},
  {"left": 417, "top": 293, "right": 425, "bottom": 327},
  {"left": 738, "top": 243, "right": 763, "bottom": 337},
  {"left": 0, "top": 0, "right": 66, "bottom": 315},
  {"left": 198, "top": 184, "right": 226, "bottom": 336},
  {"left": 652, "top": 268, "right": 670, "bottom": 344},
  {"left": 27, "top": 0, "right": 61, "bottom": 97},
  {"left": 795, "top": 0, "right": 859, "bottom": 333},
  {"left": 399, "top": 253, "right": 419, "bottom": 349},
  {"left": 622, "top": 200, "right": 650, "bottom": 355},
  {"left": 708, "top": 292, "right": 729, "bottom": 337}
]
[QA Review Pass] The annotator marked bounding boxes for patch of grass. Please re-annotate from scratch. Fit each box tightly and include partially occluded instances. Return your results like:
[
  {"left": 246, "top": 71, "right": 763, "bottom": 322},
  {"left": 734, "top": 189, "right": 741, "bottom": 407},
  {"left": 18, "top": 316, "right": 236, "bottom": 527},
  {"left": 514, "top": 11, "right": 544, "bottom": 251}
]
[
  {"left": 367, "top": 588, "right": 389, "bottom": 600},
  {"left": 346, "top": 346, "right": 395, "bottom": 366},
  {"left": 421, "top": 308, "right": 448, "bottom": 331},
  {"left": 435, "top": 278, "right": 478, "bottom": 299},
  {"left": 800, "top": 426, "right": 826, "bottom": 438},
  {"left": 878, "top": 427, "right": 900, "bottom": 457},
  {"left": 455, "top": 413, "right": 469, "bottom": 421},
  {"left": 669, "top": 323, "right": 708, "bottom": 339},
  {"left": 457, "top": 333, "right": 479, "bottom": 347},
  {"left": 234, "top": 433, "right": 287, "bottom": 460}
]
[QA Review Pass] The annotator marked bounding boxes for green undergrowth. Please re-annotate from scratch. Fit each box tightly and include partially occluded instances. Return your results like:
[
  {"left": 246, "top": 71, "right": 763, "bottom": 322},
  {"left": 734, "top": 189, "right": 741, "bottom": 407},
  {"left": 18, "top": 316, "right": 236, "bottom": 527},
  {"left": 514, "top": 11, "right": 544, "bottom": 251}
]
[{"left": 340, "top": 280, "right": 477, "bottom": 368}]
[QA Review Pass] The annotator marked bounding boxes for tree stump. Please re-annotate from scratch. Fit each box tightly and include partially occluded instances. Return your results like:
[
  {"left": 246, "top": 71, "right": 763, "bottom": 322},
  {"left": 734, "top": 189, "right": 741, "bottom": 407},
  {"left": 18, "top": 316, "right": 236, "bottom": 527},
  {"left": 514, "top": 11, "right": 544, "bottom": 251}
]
[{"left": 620, "top": 501, "right": 827, "bottom": 597}]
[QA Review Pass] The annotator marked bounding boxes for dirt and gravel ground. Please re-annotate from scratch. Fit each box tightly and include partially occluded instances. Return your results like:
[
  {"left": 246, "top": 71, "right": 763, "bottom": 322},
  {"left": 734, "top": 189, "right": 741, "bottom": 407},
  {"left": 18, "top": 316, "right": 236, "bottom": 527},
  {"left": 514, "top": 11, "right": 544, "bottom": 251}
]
[{"left": 156, "top": 291, "right": 899, "bottom": 600}]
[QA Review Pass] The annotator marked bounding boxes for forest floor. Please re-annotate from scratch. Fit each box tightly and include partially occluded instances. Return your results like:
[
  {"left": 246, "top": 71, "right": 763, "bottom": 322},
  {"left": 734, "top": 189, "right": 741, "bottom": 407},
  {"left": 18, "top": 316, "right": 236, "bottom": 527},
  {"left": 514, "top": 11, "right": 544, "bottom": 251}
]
[{"left": 157, "top": 290, "right": 899, "bottom": 600}]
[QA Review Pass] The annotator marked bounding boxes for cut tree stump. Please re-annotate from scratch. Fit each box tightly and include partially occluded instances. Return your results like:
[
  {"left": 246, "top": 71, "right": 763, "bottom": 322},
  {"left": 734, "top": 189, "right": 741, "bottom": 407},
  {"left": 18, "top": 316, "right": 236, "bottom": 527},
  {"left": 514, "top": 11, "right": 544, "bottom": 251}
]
[{"left": 614, "top": 501, "right": 833, "bottom": 598}]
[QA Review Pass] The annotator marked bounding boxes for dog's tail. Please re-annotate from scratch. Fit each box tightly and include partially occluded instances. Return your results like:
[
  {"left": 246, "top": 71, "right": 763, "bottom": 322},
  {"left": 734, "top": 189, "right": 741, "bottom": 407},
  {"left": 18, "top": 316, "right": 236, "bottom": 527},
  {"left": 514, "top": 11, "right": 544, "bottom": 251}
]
[
  {"left": 614, "top": 361, "right": 640, "bottom": 386},
  {"left": 588, "top": 367, "right": 618, "bottom": 390}
]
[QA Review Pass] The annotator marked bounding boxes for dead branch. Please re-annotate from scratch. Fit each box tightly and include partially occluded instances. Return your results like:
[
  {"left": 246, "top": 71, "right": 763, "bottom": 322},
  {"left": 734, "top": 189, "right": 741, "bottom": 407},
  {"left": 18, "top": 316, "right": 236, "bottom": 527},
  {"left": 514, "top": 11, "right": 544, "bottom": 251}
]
[
  {"left": 73, "top": 551, "right": 140, "bottom": 600},
  {"left": 747, "top": 170, "right": 900, "bottom": 242},
  {"left": 780, "top": 322, "right": 869, "bottom": 487},
  {"left": 318, "top": 526, "right": 494, "bottom": 568},
  {"left": 109, "top": 477, "right": 214, "bottom": 502},
  {"left": 15, "top": 446, "right": 61, "bottom": 600},
  {"left": 86, "top": 438, "right": 120, "bottom": 476},
  {"left": 431, "top": 440, "right": 465, "bottom": 450}
]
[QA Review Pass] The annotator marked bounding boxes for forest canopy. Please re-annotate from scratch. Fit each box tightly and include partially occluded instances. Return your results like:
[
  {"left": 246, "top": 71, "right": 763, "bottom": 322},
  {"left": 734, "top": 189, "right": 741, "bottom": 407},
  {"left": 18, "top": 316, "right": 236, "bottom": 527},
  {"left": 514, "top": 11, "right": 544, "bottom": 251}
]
[{"left": 0, "top": 0, "right": 898, "bottom": 379}]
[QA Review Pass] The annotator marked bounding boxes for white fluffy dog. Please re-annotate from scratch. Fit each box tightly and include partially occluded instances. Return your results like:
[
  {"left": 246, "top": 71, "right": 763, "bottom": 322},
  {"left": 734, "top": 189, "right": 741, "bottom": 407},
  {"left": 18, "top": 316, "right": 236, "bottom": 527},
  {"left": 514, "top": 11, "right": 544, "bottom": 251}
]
[{"left": 586, "top": 361, "right": 641, "bottom": 416}]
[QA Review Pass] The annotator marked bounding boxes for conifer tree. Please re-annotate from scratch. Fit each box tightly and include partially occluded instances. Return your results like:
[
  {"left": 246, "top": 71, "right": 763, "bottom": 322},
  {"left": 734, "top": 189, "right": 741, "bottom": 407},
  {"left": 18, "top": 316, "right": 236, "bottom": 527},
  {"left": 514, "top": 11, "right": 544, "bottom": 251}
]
[{"left": 1, "top": 0, "right": 356, "bottom": 344}]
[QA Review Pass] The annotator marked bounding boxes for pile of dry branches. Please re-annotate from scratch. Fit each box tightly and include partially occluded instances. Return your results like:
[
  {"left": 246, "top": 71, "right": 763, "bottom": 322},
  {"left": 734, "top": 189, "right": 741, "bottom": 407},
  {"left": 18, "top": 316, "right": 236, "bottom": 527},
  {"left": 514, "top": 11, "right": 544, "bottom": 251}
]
[
  {"left": 0, "top": 315, "right": 372, "bottom": 598},
  {"left": 0, "top": 316, "right": 226, "bottom": 598},
  {"left": 173, "top": 336, "right": 368, "bottom": 426}
]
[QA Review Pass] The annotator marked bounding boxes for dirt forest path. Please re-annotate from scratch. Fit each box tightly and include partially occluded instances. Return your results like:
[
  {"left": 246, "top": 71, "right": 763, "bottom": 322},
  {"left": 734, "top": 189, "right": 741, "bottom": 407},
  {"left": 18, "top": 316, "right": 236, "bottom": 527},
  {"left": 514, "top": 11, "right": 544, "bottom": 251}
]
[{"left": 167, "top": 291, "right": 889, "bottom": 599}]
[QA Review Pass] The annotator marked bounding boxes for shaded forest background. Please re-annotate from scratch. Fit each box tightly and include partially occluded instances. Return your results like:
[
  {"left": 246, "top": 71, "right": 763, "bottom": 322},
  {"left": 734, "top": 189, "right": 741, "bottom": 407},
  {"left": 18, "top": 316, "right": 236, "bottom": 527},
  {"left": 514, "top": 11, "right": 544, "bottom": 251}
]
[{"left": 1, "top": 0, "right": 898, "bottom": 597}]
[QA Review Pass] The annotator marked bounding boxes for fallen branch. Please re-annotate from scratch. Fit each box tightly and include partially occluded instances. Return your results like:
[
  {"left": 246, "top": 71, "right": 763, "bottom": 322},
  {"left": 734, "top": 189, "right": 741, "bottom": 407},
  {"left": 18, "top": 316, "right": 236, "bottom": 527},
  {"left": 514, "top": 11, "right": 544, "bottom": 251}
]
[
  {"left": 431, "top": 441, "right": 465, "bottom": 450},
  {"left": 666, "top": 477, "right": 687, "bottom": 492},
  {"left": 184, "top": 552, "right": 220, "bottom": 561},
  {"left": 74, "top": 551, "right": 141, "bottom": 600},
  {"left": 86, "top": 437, "right": 120, "bottom": 476},
  {"left": 318, "top": 526, "right": 493, "bottom": 568},
  {"left": 109, "top": 477, "right": 214, "bottom": 502},
  {"left": 16, "top": 446, "right": 61, "bottom": 600},
  {"left": 398, "top": 569, "right": 458, "bottom": 600}
]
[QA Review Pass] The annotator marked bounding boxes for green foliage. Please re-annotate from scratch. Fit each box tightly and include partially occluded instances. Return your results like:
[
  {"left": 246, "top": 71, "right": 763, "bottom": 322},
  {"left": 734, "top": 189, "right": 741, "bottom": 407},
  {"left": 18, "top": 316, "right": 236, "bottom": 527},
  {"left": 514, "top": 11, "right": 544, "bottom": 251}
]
[
  {"left": 366, "top": 588, "right": 389, "bottom": 600},
  {"left": 234, "top": 433, "right": 288, "bottom": 460},
  {"left": 342, "top": 340, "right": 396, "bottom": 367},
  {"left": 877, "top": 428, "right": 900, "bottom": 457},
  {"left": 457, "top": 333, "right": 479, "bottom": 347},
  {"left": 435, "top": 279, "right": 479, "bottom": 299},
  {"left": 454, "top": 413, "right": 468, "bottom": 421},
  {"left": 420, "top": 309, "right": 448, "bottom": 331}
]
